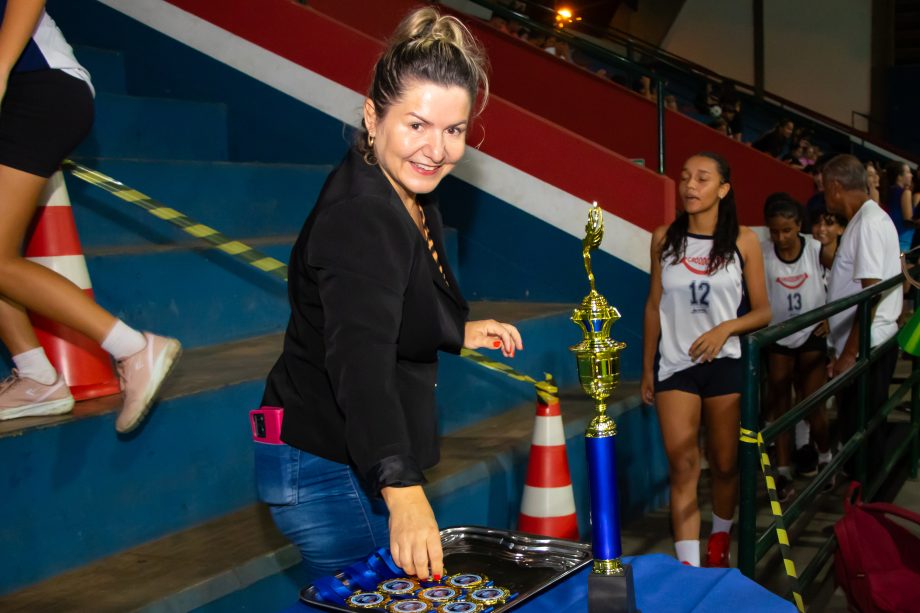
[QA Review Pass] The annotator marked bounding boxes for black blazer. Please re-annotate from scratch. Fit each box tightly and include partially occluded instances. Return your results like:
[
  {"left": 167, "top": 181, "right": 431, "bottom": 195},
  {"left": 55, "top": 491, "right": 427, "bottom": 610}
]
[{"left": 263, "top": 147, "right": 469, "bottom": 496}]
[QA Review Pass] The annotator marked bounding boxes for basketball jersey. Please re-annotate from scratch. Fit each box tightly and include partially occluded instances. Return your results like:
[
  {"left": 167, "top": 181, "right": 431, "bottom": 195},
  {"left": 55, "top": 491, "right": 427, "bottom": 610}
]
[
  {"left": 762, "top": 235, "right": 825, "bottom": 348},
  {"left": 658, "top": 233, "right": 745, "bottom": 382},
  {"left": 0, "top": 4, "right": 92, "bottom": 90}
]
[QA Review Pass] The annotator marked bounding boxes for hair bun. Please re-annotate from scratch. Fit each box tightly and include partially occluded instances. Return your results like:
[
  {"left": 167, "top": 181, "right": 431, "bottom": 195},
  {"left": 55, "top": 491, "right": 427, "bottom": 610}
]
[{"left": 395, "top": 7, "right": 470, "bottom": 50}]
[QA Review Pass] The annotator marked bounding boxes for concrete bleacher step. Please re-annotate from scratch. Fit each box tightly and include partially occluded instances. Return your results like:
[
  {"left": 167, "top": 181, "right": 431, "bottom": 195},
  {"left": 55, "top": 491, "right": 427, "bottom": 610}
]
[
  {"left": 85, "top": 239, "right": 291, "bottom": 349},
  {"left": 0, "top": 333, "right": 282, "bottom": 595},
  {"left": 0, "top": 379, "right": 667, "bottom": 613},
  {"left": 67, "top": 159, "right": 334, "bottom": 249},
  {"left": 72, "top": 45, "right": 127, "bottom": 95},
  {"left": 75, "top": 93, "right": 229, "bottom": 161}
]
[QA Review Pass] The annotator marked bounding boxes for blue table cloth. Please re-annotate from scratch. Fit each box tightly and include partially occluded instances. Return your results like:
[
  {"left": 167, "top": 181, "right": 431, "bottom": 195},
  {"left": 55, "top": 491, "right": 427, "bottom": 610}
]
[{"left": 282, "top": 553, "right": 796, "bottom": 612}]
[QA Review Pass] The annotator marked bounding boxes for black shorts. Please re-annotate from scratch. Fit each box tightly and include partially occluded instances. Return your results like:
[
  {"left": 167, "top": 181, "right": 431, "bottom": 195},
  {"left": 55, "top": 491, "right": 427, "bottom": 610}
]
[
  {"left": 766, "top": 328, "right": 827, "bottom": 356},
  {"left": 0, "top": 70, "right": 94, "bottom": 178},
  {"left": 654, "top": 357, "right": 743, "bottom": 398}
]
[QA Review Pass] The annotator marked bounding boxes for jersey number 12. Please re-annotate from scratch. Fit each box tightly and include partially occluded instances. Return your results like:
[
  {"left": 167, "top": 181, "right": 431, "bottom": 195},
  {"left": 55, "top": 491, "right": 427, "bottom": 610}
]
[{"left": 690, "top": 281, "right": 710, "bottom": 306}]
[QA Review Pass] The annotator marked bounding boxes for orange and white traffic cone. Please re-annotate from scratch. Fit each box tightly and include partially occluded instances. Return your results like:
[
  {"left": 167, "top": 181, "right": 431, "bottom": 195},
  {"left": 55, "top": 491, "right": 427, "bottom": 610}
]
[
  {"left": 23, "top": 171, "right": 121, "bottom": 401},
  {"left": 518, "top": 384, "right": 579, "bottom": 539}
]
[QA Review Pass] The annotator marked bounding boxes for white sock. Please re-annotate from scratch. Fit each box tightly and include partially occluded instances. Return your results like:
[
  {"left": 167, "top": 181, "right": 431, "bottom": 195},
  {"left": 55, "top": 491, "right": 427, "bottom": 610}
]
[
  {"left": 12, "top": 347, "right": 57, "bottom": 385},
  {"left": 777, "top": 466, "right": 793, "bottom": 479},
  {"left": 101, "top": 320, "right": 146, "bottom": 360},
  {"left": 712, "top": 512, "right": 733, "bottom": 535},
  {"left": 818, "top": 451, "right": 833, "bottom": 464},
  {"left": 674, "top": 539, "right": 700, "bottom": 566},
  {"left": 794, "top": 420, "right": 811, "bottom": 449}
]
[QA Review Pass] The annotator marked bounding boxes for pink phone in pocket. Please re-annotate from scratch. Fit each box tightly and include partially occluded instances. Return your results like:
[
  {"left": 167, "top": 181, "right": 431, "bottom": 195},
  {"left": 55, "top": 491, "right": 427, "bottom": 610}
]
[{"left": 250, "top": 406, "right": 284, "bottom": 444}]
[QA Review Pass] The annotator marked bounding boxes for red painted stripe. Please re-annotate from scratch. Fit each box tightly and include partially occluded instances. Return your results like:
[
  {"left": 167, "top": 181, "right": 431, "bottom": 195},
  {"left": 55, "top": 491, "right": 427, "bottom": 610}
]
[
  {"left": 518, "top": 513, "right": 579, "bottom": 540},
  {"left": 535, "top": 401, "right": 561, "bottom": 417},
  {"left": 162, "top": 0, "right": 676, "bottom": 233},
  {"left": 24, "top": 206, "right": 83, "bottom": 257},
  {"left": 525, "top": 445, "right": 572, "bottom": 488}
]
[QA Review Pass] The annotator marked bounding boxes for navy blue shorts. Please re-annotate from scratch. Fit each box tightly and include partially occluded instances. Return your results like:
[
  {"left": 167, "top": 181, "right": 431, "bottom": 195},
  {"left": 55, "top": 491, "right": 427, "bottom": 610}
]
[
  {"left": 654, "top": 357, "right": 743, "bottom": 398},
  {"left": 766, "top": 328, "right": 827, "bottom": 356}
]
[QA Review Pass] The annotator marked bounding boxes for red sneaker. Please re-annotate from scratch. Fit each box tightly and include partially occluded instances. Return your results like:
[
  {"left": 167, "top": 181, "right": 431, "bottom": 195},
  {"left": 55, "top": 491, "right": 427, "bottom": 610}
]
[{"left": 705, "top": 531, "right": 731, "bottom": 568}]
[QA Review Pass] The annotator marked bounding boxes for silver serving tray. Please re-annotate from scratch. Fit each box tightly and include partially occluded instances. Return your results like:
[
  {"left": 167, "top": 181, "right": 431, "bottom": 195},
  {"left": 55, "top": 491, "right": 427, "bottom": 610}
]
[{"left": 299, "top": 526, "right": 592, "bottom": 612}]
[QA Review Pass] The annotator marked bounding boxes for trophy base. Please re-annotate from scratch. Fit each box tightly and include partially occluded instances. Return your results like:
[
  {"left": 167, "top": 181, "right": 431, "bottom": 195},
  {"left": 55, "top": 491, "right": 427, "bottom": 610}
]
[{"left": 588, "top": 563, "right": 639, "bottom": 613}]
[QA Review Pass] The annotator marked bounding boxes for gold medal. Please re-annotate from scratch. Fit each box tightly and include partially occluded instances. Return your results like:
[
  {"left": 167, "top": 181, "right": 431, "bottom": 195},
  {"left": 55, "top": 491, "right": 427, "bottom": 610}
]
[
  {"left": 347, "top": 591, "right": 390, "bottom": 609},
  {"left": 387, "top": 599, "right": 430, "bottom": 612},
  {"left": 378, "top": 578, "right": 420, "bottom": 597},
  {"left": 417, "top": 586, "right": 462, "bottom": 605},
  {"left": 444, "top": 573, "right": 488, "bottom": 589},
  {"left": 436, "top": 602, "right": 484, "bottom": 613},
  {"left": 467, "top": 586, "right": 511, "bottom": 606}
]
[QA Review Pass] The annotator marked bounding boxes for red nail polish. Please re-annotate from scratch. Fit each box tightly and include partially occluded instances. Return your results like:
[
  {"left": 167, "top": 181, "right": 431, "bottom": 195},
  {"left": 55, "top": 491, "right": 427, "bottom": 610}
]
[
  {"left": 434, "top": 574, "right": 441, "bottom": 581},
  {"left": 492, "top": 340, "right": 501, "bottom": 348}
]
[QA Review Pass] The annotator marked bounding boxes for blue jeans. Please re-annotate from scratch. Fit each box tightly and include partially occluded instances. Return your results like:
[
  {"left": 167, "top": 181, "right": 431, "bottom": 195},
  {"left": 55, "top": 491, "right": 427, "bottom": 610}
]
[{"left": 254, "top": 443, "right": 390, "bottom": 577}]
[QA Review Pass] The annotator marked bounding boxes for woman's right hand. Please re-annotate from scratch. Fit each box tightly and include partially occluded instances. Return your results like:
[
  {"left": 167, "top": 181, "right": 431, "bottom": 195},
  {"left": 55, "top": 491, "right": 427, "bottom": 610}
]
[
  {"left": 641, "top": 370, "right": 654, "bottom": 405},
  {"left": 381, "top": 485, "right": 443, "bottom": 580}
]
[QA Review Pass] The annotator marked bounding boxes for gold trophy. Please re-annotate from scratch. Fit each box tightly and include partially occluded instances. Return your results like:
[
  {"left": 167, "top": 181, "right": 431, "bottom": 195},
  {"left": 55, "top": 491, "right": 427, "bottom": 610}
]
[{"left": 571, "top": 202, "right": 638, "bottom": 612}]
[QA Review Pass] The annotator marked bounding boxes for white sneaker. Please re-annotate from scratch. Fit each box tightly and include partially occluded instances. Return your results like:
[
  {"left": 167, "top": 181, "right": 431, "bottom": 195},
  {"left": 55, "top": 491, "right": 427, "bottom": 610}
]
[
  {"left": 115, "top": 333, "right": 181, "bottom": 433},
  {"left": 0, "top": 370, "right": 74, "bottom": 420}
]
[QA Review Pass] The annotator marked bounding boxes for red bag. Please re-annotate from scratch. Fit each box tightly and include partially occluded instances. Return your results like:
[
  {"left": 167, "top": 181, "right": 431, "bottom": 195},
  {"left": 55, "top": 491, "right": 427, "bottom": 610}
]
[{"left": 834, "top": 482, "right": 920, "bottom": 613}]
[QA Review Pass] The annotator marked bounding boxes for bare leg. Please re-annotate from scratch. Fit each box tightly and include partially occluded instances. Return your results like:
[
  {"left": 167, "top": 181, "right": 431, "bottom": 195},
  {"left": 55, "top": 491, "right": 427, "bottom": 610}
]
[
  {"left": 767, "top": 352, "right": 795, "bottom": 469},
  {"left": 0, "top": 164, "right": 115, "bottom": 350},
  {"left": 796, "top": 350, "right": 830, "bottom": 454},
  {"left": 655, "top": 389, "right": 703, "bottom": 540},
  {"left": 702, "top": 393, "right": 741, "bottom": 521}
]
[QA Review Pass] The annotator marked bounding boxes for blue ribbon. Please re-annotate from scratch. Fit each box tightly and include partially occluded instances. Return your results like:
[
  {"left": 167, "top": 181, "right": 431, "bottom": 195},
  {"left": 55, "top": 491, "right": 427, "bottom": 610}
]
[
  {"left": 372, "top": 547, "right": 404, "bottom": 576},
  {"left": 311, "top": 575, "right": 353, "bottom": 604},
  {"left": 343, "top": 560, "right": 380, "bottom": 592}
]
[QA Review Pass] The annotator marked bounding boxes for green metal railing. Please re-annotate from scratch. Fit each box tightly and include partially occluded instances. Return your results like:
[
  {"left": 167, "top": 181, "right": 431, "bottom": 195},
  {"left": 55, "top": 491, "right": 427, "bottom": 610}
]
[{"left": 738, "top": 268, "right": 920, "bottom": 601}]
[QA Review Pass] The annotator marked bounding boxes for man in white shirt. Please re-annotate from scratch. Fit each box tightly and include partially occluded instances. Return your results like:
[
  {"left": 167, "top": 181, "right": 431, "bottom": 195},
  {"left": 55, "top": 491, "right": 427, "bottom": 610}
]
[{"left": 824, "top": 154, "right": 902, "bottom": 471}]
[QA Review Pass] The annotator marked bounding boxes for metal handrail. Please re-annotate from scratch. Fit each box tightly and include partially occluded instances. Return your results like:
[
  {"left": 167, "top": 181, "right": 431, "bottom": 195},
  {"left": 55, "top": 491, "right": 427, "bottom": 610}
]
[
  {"left": 447, "top": 0, "right": 667, "bottom": 173},
  {"left": 449, "top": 0, "right": 919, "bottom": 168},
  {"left": 738, "top": 267, "right": 920, "bottom": 603}
]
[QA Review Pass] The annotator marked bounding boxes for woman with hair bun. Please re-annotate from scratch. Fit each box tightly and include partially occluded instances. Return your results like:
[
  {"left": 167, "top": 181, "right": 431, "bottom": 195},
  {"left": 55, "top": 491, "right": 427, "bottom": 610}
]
[
  {"left": 260, "top": 7, "right": 522, "bottom": 580},
  {"left": 641, "top": 152, "right": 771, "bottom": 567}
]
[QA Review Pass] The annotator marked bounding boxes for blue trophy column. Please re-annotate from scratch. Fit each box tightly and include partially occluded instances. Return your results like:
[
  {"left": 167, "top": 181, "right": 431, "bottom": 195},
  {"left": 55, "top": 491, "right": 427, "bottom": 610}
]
[{"left": 586, "top": 432, "right": 622, "bottom": 563}]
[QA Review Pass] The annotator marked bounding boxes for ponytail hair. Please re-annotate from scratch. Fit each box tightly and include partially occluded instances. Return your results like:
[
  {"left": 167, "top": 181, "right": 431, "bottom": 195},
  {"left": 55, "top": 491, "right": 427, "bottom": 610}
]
[
  {"left": 661, "top": 151, "right": 739, "bottom": 274},
  {"left": 357, "top": 7, "right": 489, "bottom": 160}
]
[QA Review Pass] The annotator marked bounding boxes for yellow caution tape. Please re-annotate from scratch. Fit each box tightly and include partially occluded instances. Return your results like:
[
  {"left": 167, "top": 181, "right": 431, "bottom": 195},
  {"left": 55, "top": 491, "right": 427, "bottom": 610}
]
[
  {"left": 739, "top": 427, "right": 805, "bottom": 612},
  {"left": 65, "top": 160, "right": 556, "bottom": 401},
  {"left": 62, "top": 160, "right": 288, "bottom": 283},
  {"left": 460, "top": 348, "right": 558, "bottom": 405}
]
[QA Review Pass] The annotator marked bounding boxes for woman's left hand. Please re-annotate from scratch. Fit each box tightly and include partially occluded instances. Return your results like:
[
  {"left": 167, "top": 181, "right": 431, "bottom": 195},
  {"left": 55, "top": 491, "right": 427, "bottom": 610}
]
[
  {"left": 689, "top": 323, "right": 730, "bottom": 363},
  {"left": 464, "top": 320, "right": 523, "bottom": 358}
]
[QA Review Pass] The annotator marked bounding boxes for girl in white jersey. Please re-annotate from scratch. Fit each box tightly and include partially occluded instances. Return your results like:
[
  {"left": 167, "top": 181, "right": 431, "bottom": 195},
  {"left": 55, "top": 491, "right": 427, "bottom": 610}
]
[
  {"left": 762, "top": 196, "right": 833, "bottom": 503},
  {"left": 642, "top": 152, "right": 771, "bottom": 567},
  {"left": 0, "top": 2, "right": 179, "bottom": 433}
]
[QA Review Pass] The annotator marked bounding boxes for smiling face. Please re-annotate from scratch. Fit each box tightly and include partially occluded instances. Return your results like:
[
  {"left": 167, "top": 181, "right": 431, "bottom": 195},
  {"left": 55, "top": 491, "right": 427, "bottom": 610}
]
[
  {"left": 812, "top": 213, "right": 843, "bottom": 246},
  {"left": 767, "top": 214, "right": 800, "bottom": 252},
  {"left": 365, "top": 81, "right": 470, "bottom": 207},
  {"left": 679, "top": 156, "right": 730, "bottom": 215}
]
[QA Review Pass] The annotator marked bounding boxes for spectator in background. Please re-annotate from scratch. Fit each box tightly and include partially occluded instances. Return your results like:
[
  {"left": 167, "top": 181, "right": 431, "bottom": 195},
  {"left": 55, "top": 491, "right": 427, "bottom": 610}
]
[
  {"left": 542, "top": 35, "right": 558, "bottom": 56},
  {"left": 635, "top": 74, "right": 656, "bottom": 101},
  {"left": 709, "top": 117, "right": 729, "bottom": 136},
  {"left": 694, "top": 81, "right": 721, "bottom": 117},
  {"left": 754, "top": 119, "right": 794, "bottom": 158},
  {"left": 721, "top": 100, "right": 743, "bottom": 142},
  {"left": 664, "top": 94, "right": 679, "bottom": 112},
  {"left": 865, "top": 160, "right": 881, "bottom": 203},
  {"left": 804, "top": 159, "right": 828, "bottom": 227},
  {"left": 488, "top": 15, "right": 510, "bottom": 34},
  {"left": 883, "top": 161, "right": 915, "bottom": 252},
  {"left": 824, "top": 155, "right": 901, "bottom": 473}
]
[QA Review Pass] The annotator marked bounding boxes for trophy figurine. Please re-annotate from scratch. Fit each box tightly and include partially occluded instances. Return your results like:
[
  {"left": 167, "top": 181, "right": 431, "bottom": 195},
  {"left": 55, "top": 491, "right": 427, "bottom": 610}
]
[{"left": 570, "top": 202, "right": 638, "bottom": 612}]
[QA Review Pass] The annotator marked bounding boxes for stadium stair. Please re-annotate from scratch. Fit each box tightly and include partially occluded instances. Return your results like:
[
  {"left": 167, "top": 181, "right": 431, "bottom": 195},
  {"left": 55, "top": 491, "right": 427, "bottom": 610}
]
[{"left": 0, "top": 1, "right": 670, "bottom": 610}]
